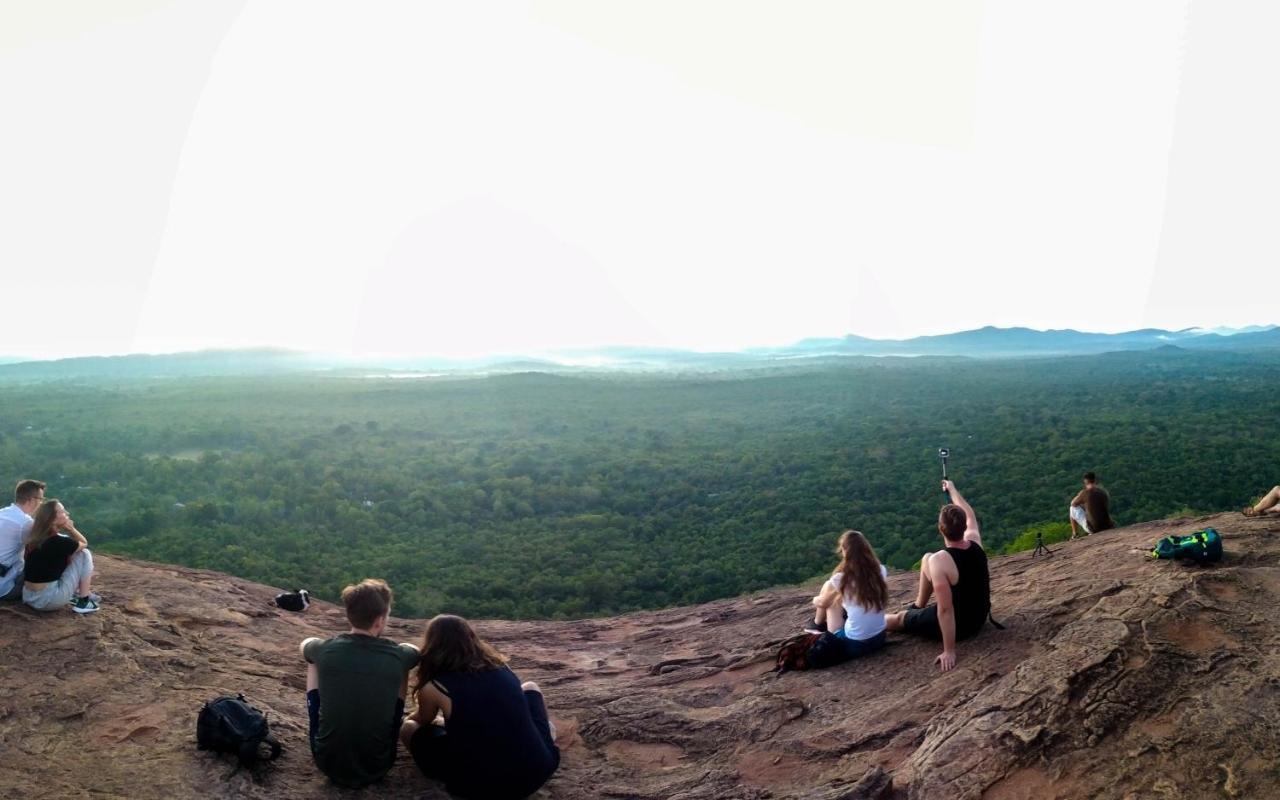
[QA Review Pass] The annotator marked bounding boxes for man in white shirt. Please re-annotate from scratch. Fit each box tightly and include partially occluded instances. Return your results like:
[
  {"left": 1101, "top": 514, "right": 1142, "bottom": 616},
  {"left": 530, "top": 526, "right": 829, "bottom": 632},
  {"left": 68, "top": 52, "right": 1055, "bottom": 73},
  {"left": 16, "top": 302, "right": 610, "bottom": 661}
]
[{"left": 0, "top": 479, "right": 46, "bottom": 600}]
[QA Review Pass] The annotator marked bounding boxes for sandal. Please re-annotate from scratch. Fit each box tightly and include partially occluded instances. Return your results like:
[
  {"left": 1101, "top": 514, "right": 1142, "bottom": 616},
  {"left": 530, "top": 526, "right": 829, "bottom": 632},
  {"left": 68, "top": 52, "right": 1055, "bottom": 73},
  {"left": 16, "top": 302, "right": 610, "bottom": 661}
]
[{"left": 1243, "top": 506, "right": 1262, "bottom": 517}]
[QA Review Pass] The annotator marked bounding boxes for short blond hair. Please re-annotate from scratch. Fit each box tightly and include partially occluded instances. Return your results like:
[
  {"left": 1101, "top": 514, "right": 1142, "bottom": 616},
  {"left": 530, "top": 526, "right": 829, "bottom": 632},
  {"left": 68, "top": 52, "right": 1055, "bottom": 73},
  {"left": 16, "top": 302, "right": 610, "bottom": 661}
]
[{"left": 341, "top": 578, "right": 393, "bottom": 629}]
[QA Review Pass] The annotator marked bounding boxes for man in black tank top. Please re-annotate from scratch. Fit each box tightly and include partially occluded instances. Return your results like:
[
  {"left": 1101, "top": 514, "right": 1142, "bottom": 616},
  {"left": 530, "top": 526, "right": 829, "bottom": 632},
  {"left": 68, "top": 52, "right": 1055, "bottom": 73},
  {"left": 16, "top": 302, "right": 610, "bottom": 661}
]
[{"left": 885, "top": 479, "right": 991, "bottom": 672}]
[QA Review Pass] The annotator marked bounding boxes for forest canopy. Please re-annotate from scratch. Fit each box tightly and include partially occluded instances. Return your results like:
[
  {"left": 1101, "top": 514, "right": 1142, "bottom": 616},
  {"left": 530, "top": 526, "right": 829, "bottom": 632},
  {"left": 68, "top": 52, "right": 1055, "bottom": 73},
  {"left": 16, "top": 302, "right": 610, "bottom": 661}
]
[{"left": 1, "top": 348, "right": 1277, "bottom": 619}]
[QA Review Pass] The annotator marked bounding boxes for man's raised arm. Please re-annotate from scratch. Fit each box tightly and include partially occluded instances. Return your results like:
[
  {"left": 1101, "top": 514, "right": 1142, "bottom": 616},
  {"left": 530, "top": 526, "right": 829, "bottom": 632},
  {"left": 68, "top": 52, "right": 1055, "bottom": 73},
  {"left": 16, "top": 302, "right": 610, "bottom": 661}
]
[{"left": 943, "top": 480, "right": 981, "bottom": 545}]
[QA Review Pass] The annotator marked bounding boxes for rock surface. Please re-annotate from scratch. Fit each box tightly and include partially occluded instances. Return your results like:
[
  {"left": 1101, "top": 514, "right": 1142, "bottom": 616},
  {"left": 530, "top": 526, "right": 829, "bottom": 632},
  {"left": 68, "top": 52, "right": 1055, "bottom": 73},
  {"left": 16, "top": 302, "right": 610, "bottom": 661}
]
[{"left": 2, "top": 512, "right": 1278, "bottom": 799}]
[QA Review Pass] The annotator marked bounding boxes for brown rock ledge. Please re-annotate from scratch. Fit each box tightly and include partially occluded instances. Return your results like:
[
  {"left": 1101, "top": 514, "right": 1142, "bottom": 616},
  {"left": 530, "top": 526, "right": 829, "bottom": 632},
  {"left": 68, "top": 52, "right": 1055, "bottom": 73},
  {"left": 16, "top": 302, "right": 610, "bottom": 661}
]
[{"left": 1, "top": 512, "right": 1277, "bottom": 799}]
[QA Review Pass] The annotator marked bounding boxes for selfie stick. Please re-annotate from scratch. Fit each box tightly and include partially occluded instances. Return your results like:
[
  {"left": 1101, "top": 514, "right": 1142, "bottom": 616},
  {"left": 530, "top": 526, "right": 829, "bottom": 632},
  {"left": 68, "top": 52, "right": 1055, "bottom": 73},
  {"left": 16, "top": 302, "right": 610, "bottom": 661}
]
[{"left": 938, "top": 448, "right": 950, "bottom": 501}]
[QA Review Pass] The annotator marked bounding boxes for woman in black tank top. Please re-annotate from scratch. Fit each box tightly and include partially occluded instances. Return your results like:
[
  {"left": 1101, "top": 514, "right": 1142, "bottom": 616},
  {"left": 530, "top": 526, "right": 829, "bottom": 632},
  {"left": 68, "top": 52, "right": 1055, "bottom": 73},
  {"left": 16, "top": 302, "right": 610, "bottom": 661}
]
[{"left": 400, "top": 615, "right": 559, "bottom": 799}]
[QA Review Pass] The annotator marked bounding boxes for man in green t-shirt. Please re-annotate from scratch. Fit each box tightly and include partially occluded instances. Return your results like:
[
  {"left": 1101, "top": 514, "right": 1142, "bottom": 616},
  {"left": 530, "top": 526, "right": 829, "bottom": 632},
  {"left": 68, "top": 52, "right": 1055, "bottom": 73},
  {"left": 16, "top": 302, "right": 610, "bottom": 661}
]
[{"left": 300, "top": 578, "right": 420, "bottom": 788}]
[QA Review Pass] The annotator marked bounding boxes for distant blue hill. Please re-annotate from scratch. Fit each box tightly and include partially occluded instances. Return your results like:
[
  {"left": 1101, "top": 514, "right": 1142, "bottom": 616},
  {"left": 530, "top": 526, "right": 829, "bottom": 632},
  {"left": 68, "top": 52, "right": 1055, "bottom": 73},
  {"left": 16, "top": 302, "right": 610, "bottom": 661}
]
[
  {"left": 762, "top": 325, "right": 1280, "bottom": 358},
  {"left": 0, "top": 325, "right": 1276, "bottom": 381}
]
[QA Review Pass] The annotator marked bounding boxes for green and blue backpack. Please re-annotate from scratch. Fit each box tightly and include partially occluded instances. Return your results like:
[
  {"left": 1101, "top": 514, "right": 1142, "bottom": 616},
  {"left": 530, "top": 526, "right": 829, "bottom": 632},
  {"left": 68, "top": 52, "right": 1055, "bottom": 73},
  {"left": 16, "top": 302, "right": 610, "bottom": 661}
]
[{"left": 1151, "top": 528, "right": 1223, "bottom": 565}]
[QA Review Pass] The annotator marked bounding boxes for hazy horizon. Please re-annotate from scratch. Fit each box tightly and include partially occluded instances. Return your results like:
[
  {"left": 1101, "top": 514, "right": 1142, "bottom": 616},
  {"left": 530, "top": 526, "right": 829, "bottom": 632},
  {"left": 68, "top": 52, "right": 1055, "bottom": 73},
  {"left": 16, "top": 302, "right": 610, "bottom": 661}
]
[
  {"left": 5, "top": 2, "right": 1278, "bottom": 361},
  {"left": 1, "top": 321, "right": 1275, "bottom": 364}
]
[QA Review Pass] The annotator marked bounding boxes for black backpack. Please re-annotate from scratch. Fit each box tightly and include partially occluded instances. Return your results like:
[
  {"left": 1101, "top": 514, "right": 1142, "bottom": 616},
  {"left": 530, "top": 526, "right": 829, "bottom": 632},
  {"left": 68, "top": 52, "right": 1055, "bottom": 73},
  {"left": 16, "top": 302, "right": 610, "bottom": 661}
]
[{"left": 197, "top": 694, "right": 282, "bottom": 767}]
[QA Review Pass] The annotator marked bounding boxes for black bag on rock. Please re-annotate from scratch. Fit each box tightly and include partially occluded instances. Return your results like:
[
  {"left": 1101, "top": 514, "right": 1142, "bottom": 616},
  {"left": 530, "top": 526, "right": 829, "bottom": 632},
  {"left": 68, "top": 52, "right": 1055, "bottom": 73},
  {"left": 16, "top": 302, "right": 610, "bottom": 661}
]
[{"left": 197, "top": 694, "right": 283, "bottom": 767}]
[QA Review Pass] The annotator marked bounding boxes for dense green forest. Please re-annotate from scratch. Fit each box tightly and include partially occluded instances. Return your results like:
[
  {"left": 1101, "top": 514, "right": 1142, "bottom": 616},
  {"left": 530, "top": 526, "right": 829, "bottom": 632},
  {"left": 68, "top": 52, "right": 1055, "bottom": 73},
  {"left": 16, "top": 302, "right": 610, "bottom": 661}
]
[{"left": 1, "top": 348, "right": 1277, "bottom": 619}]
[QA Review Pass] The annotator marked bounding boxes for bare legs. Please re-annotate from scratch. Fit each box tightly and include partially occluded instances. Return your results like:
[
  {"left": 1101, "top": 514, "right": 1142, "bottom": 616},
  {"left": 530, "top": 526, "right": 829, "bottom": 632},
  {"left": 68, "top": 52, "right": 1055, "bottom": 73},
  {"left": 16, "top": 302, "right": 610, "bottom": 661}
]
[
  {"left": 1248, "top": 485, "right": 1280, "bottom": 515},
  {"left": 399, "top": 717, "right": 420, "bottom": 747},
  {"left": 1069, "top": 505, "right": 1091, "bottom": 539},
  {"left": 823, "top": 600, "right": 843, "bottom": 635},
  {"left": 811, "top": 580, "right": 842, "bottom": 632},
  {"left": 913, "top": 552, "right": 936, "bottom": 608}
]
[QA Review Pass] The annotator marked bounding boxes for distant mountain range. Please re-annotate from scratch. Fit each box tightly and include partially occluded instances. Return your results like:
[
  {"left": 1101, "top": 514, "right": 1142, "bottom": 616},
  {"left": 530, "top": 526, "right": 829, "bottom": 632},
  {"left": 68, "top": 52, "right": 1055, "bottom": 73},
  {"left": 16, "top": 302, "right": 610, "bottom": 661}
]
[
  {"left": 755, "top": 325, "right": 1280, "bottom": 359},
  {"left": 0, "top": 325, "right": 1276, "bottom": 380}
]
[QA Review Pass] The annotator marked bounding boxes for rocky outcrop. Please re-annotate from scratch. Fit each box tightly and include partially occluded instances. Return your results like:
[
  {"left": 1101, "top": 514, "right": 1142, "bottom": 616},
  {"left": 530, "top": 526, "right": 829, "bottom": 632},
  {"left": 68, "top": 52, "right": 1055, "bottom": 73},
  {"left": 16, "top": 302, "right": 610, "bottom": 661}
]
[{"left": 1, "top": 513, "right": 1277, "bottom": 799}]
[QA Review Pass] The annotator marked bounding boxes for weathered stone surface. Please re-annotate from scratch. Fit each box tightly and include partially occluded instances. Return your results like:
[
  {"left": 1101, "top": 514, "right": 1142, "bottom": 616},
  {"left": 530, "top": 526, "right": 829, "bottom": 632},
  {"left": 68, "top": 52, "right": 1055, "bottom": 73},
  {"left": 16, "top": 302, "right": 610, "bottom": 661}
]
[{"left": 1, "top": 512, "right": 1277, "bottom": 798}]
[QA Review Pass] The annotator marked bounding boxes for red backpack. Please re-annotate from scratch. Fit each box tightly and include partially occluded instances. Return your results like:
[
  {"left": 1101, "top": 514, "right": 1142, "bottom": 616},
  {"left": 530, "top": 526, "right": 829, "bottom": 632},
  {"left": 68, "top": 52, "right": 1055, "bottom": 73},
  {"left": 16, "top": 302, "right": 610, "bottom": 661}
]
[{"left": 773, "top": 632, "right": 823, "bottom": 673}]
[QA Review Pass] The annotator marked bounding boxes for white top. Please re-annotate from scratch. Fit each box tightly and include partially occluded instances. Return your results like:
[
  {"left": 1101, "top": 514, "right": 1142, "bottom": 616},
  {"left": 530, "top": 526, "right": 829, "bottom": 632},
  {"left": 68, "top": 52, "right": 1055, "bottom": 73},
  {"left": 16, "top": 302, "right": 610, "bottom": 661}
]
[
  {"left": 0, "top": 503, "right": 32, "bottom": 595},
  {"left": 827, "top": 563, "right": 889, "bottom": 641}
]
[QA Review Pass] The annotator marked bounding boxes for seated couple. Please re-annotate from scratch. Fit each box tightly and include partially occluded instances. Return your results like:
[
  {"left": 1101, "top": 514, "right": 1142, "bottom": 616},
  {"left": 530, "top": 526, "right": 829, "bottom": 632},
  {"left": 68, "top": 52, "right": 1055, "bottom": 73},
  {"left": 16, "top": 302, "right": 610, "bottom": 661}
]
[
  {"left": 0, "top": 480, "right": 100, "bottom": 613},
  {"left": 808, "top": 479, "right": 991, "bottom": 673},
  {"left": 301, "top": 579, "right": 559, "bottom": 798}
]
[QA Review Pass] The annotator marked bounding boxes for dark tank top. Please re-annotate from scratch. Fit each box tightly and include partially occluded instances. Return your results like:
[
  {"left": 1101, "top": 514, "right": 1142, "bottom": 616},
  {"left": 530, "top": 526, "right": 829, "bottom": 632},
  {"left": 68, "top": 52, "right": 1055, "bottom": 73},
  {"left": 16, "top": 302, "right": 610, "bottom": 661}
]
[
  {"left": 945, "top": 542, "right": 990, "bottom": 637},
  {"left": 433, "top": 667, "right": 558, "bottom": 799}
]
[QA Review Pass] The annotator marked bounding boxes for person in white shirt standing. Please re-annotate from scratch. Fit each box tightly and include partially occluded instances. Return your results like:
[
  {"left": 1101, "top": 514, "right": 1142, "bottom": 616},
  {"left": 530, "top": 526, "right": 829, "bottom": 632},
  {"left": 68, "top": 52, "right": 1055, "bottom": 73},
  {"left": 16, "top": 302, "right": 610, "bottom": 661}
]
[{"left": 0, "top": 479, "right": 46, "bottom": 600}]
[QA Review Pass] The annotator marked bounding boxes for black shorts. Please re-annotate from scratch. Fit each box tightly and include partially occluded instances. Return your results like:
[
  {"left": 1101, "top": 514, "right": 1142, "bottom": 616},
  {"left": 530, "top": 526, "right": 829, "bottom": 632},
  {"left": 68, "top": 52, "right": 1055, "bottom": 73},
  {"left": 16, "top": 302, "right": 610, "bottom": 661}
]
[{"left": 902, "top": 605, "right": 983, "bottom": 642}]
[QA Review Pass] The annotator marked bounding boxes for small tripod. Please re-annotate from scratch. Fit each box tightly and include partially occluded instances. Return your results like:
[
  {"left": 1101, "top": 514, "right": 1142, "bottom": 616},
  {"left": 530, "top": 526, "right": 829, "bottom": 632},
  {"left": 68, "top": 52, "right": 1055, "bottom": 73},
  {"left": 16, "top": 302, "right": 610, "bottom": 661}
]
[{"left": 1032, "top": 528, "right": 1054, "bottom": 557}]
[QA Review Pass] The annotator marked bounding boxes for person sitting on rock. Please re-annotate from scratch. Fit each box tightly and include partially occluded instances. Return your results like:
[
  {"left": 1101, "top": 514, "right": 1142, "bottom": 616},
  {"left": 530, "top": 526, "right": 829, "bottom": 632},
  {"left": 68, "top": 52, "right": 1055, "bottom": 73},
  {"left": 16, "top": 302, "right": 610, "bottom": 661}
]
[
  {"left": 1069, "top": 471, "right": 1115, "bottom": 538},
  {"left": 884, "top": 480, "right": 991, "bottom": 672},
  {"left": 803, "top": 530, "right": 889, "bottom": 665},
  {"left": 1243, "top": 485, "right": 1280, "bottom": 517},
  {"left": 400, "top": 614, "right": 560, "bottom": 800},
  {"left": 21, "top": 498, "right": 100, "bottom": 613},
  {"left": 0, "top": 479, "right": 45, "bottom": 601},
  {"left": 300, "top": 578, "right": 420, "bottom": 789}
]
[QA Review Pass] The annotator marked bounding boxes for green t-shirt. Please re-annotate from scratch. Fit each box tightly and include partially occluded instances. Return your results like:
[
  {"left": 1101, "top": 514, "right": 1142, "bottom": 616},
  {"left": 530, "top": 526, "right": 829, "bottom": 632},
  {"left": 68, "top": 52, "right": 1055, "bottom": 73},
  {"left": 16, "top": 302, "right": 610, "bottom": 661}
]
[{"left": 304, "top": 633, "right": 419, "bottom": 788}]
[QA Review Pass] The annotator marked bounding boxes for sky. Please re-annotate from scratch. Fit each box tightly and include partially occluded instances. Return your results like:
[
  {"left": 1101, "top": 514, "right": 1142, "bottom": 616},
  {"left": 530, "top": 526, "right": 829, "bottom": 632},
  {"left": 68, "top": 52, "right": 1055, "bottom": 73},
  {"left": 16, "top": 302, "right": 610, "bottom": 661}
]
[{"left": 2, "top": 1, "right": 1276, "bottom": 360}]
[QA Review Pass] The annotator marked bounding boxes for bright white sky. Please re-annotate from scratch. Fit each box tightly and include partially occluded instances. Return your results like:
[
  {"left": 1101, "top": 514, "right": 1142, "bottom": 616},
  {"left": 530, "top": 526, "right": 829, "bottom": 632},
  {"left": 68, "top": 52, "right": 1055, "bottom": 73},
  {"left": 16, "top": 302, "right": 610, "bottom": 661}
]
[{"left": 2, "top": 1, "right": 1276, "bottom": 360}]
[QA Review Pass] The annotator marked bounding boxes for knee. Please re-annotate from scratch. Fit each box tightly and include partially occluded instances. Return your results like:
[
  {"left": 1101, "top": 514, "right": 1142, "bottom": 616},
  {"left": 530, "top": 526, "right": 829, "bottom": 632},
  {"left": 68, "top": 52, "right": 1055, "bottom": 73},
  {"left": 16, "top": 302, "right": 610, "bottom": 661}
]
[
  {"left": 521, "top": 681, "right": 541, "bottom": 694},
  {"left": 399, "top": 718, "right": 419, "bottom": 747}
]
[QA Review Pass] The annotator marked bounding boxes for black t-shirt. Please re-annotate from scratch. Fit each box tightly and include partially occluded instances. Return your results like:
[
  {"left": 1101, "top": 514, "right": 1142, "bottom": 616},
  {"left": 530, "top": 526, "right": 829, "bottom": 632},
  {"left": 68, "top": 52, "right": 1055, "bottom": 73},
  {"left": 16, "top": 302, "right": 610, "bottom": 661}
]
[{"left": 24, "top": 534, "right": 79, "bottom": 583}]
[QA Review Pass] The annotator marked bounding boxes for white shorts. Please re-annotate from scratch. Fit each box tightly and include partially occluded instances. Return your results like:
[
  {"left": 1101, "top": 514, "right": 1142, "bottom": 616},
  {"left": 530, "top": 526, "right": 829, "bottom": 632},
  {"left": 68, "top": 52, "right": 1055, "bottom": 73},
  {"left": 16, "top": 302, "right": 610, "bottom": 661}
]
[{"left": 1069, "top": 505, "right": 1091, "bottom": 534}]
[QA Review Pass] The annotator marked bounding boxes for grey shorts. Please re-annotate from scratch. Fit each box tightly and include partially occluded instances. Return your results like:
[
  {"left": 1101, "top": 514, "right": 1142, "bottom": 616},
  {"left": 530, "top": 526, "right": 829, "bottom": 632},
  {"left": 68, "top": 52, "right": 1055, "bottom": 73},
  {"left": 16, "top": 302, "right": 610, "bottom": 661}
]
[{"left": 23, "top": 549, "right": 93, "bottom": 611}]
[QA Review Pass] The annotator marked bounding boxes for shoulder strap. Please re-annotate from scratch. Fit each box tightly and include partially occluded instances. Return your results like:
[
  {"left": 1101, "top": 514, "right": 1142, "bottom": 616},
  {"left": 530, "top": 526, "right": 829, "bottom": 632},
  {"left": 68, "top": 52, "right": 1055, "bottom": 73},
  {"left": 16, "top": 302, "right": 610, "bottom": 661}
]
[{"left": 430, "top": 679, "right": 451, "bottom": 696}]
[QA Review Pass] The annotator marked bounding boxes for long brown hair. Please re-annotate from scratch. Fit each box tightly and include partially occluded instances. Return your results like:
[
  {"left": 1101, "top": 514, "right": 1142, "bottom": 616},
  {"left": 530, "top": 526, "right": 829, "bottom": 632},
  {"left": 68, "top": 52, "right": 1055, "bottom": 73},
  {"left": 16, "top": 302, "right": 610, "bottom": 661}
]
[
  {"left": 23, "top": 499, "right": 62, "bottom": 555},
  {"left": 412, "top": 614, "right": 508, "bottom": 695},
  {"left": 834, "top": 530, "right": 888, "bottom": 612}
]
